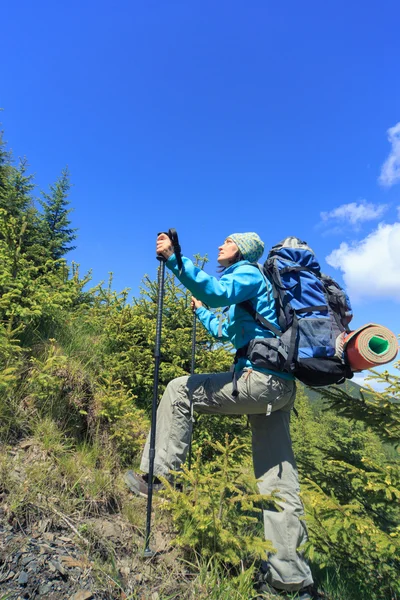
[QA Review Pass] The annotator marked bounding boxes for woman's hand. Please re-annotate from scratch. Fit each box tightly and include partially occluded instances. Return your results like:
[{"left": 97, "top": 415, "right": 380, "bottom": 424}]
[
  {"left": 156, "top": 233, "right": 174, "bottom": 260},
  {"left": 191, "top": 296, "right": 203, "bottom": 311}
]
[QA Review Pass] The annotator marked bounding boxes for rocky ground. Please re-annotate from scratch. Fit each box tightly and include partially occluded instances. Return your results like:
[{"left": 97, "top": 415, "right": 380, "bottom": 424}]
[
  {"left": 0, "top": 512, "right": 185, "bottom": 600},
  {"left": 1, "top": 518, "right": 107, "bottom": 599},
  {"left": 0, "top": 441, "right": 325, "bottom": 600},
  {"left": 0, "top": 438, "right": 191, "bottom": 600}
]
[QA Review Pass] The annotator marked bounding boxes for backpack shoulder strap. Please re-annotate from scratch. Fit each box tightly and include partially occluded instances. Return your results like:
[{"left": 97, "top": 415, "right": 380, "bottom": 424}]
[
  {"left": 239, "top": 299, "right": 282, "bottom": 338},
  {"left": 238, "top": 263, "right": 282, "bottom": 337}
]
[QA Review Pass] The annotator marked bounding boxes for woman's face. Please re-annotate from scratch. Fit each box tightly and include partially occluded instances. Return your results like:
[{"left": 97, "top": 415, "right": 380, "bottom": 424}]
[{"left": 217, "top": 238, "right": 240, "bottom": 267}]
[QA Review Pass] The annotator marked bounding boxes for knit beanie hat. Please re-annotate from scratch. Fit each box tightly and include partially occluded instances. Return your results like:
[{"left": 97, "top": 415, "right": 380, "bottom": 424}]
[{"left": 228, "top": 232, "right": 265, "bottom": 263}]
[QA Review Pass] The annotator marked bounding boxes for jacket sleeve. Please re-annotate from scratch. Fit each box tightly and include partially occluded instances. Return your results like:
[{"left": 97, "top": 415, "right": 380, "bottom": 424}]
[
  {"left": 166, "top": 254, "right": 262, "bottom": 308},
  {"left": 195, "top": 306, "right": 230, "bottom": 341}
]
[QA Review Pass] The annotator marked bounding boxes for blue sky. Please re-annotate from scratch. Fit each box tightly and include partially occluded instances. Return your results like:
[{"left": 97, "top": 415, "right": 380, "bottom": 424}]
[{"left": 2, "top": 0, "right": 400, "bottom": 381}]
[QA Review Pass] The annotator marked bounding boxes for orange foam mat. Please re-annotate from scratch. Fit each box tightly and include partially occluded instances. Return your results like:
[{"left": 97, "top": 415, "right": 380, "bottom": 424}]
[{"left": 343, "top": 323, "right": 399, "bottom": 371}]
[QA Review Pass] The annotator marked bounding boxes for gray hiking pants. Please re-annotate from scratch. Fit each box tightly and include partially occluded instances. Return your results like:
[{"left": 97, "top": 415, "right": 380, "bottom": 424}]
[{"left": 140, "top": 368, "right": 313, "bottom": 592}]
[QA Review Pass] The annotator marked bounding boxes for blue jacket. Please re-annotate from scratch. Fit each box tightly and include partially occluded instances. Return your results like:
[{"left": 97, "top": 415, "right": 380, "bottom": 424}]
[{"left": 166, "top": 254, "right": 293, "bottom": 380}]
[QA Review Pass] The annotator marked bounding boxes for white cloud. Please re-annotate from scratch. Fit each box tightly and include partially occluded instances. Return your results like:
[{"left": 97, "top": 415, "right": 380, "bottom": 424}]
[
  {"left": 326, "top": 222, "right": 400, "bottom": 300},
  {"left": 320, "top": 201, "right": 387, "bottom": 225},
  {"left": 379, "top": 121, "right": 400, "bottom": 187}
]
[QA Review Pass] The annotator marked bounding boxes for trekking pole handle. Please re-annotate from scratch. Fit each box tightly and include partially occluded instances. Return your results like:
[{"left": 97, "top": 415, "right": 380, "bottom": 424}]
[{"left": 157, "top": 228, "right": 183, "bottom": 272}]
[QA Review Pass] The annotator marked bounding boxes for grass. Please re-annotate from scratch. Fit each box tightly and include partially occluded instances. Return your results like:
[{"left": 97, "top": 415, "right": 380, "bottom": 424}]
[
  {"left": 32, "top": 416, "right": 72, "bottom": 455},
  {"left": 0, "top": 379, "right": 30, "bottom": 442},
  {"left": 188, "top": 557, "right": 260, "bottom": 599},
  {"left": 310, "top": 562, "right": 390, "bottom": 600}
]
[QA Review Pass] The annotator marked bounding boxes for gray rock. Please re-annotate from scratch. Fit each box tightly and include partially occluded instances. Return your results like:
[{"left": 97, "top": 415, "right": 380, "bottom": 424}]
[
  {"left": 50, "top": 559, "right": 67, "bottom": 577},
  {"left": 39, "top": 583, "right": 52, "bottom": 596},
  {"left": 29, "top": 560, "right": 39, "bottom": 573},
  {"left": 18, "top": 570, "right": 29, "bottom": 585}
]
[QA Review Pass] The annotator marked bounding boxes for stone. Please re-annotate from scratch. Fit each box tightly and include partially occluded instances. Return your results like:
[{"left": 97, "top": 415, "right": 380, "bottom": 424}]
[
  {"left": 39, "top": 583, "right": 52, "bottom": 596},
  {"left": 94, "top": 519, "right": 119, "bottom": 539},
  {"left": 20, "top": 440, "right": 34, "bottom": 449},
  {"left": 29, "top": 560, "right": 39, "bottom": 573},
  {"left": 50, "top": 560, "right": 67, "bottom": 576},
  {"left": 69, "top": 591, "right": 94, "bottom": 600},
  {"left": 18, "top": 570, "right": 29, "bottom": 585}
]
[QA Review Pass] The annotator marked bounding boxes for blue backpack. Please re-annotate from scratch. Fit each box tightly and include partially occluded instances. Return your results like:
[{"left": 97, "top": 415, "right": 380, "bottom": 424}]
[{"left": 238, "top": 237, "right": 354, "bottom": 387}]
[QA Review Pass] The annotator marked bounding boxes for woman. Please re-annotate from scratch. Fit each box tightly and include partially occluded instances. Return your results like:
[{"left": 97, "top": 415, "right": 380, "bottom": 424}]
[{"left": 127, "top": 232, "right": 314, "bottom": 598}]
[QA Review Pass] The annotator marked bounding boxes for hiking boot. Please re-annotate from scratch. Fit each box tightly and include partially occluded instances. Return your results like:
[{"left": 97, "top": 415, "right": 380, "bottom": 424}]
[
  {"left": 288, "top": 587, "right": 313, "bottom": 600},
  {"left": 124, "top": 471, "right": 163, "bottom": 498}
]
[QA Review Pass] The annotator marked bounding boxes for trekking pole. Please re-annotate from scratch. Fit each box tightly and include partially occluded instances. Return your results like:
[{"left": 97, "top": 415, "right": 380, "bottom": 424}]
[
  {"left": 144, "top": 228, "right": 182, "bottom": 558},
  {"left": 187, "top": 311, "right": 196, "bottom": 470},
  {"left": 191, "top": 313, "right": 197, "bottom": 375}
]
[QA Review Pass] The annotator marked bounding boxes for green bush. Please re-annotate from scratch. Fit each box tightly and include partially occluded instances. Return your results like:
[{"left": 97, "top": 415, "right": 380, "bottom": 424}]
[{"left": 161, "top": 435, "right": 274, "bottom": 568}]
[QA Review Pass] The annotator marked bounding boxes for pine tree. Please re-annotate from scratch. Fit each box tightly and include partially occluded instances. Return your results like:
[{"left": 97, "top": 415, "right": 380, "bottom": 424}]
[
  {"left": 0, "top": 128, "right": 12, "bottom": 208},
  {"left": 0, "top": 130, "right": 33, "bottom": 220},
  {"left": 0, "top": 129, "right": 46, "bottom": 266},
  {"left": 316, "top": 368, "right": 400, "bottom": 446},
  {"left": 40, "top": 167, "right": 77, "bottom": 259},
  {"left": 291, "top": 380, "right": 400, "bottom": 599},
  {"left": 4, "top": 157, "right": 35, "bottom": 217}
]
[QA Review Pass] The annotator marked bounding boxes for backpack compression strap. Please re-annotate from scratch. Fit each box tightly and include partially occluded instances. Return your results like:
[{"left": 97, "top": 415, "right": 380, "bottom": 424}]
[{"left": 296, "top": 306, "right": 329, "bottom": 314}]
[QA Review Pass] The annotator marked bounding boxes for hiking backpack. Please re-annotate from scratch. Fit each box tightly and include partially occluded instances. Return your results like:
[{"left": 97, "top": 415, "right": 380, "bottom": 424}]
[{"left": 238, "top": 237, "right": 354, "bottom": 387}]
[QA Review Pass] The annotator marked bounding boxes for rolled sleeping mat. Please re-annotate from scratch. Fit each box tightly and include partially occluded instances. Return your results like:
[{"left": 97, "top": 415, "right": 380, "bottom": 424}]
[{"left": 342, "top": 323, "right": 398, "bottom": 371}]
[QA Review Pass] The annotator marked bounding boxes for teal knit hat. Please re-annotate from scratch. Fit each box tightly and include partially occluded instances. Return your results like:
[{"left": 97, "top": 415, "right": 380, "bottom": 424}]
[{"left": 228, "top": 232, "right": 265, "bottom": 263}]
